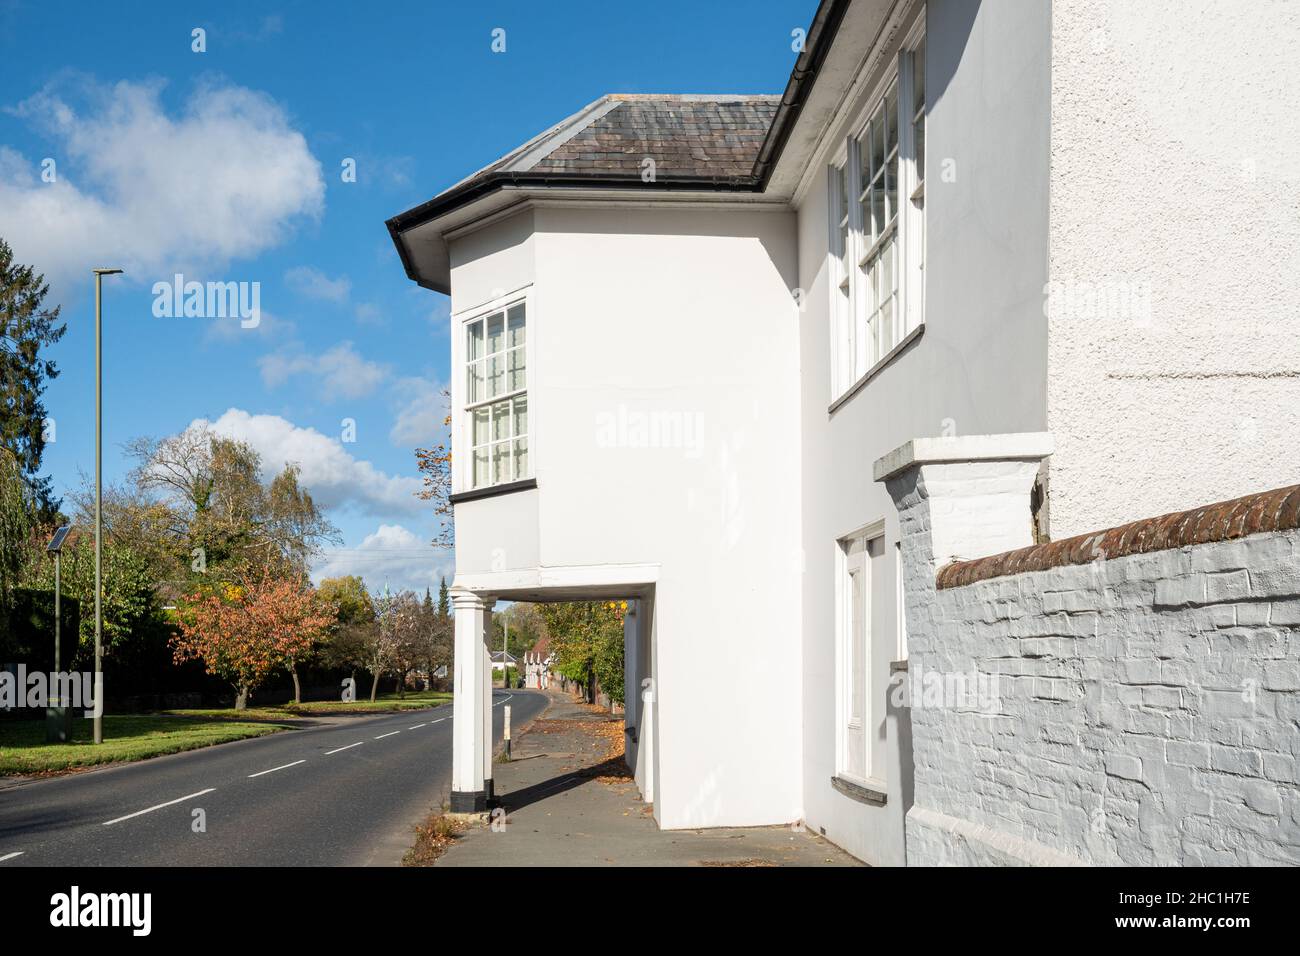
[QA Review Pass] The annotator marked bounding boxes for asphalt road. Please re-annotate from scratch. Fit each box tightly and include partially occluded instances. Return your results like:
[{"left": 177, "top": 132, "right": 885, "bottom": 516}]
[{"left": 0, "top": 689, "right": 547, "bottom": 866}]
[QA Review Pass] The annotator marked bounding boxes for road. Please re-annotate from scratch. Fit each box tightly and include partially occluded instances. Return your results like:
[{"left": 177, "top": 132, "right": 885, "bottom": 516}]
[{"left": 0, "top": 689, "right": 547, "bottom": 866}]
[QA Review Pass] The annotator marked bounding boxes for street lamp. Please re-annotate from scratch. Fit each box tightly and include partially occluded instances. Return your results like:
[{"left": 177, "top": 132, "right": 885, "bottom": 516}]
[
  {"left": 92, "top": 268, "right": 123, "bottom": 744},
  {"left": 46, "top": 525, "right": 71, "bottom": 743}
]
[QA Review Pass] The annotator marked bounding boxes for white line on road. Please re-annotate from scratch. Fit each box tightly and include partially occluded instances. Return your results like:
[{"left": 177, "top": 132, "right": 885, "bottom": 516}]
[
  {"left": 494, "top": 694, "right": 513, "bottom": 707},
  {"left": 408, "top": 723, "right": 426, "bottom": 730},
  {"left": 431, "top": 718, "right": 445, "bottom": 723},
  {"left": 0, "top": 851, "right": 24, "bottom": 862},
  {"left": 248, "top": 760, "right": 305, "bottom": 778},
  {"left": 374, "top": 731, "right": 400, "bottom": 740},
  {"left": 324, "top": 742, "right": 363, "bottom": 755},
  {"left": 103, "top": 788, "right": 216, "bottom": 827}
]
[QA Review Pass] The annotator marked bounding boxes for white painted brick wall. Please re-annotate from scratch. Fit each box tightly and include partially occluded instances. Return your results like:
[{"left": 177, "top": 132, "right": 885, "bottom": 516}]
[{"left": 897, "top": 503, "right": 1300, "bottom": 865}]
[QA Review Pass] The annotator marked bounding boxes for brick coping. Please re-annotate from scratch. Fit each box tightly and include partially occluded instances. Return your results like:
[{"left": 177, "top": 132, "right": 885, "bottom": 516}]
[{"left": 936, "top": 484, "right": 1300, "bottom": 590}]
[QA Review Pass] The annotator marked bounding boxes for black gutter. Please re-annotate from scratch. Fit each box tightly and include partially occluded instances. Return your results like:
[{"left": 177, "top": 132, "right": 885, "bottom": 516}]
[
  {"left": 751, "top": 0, "right": 852, "bottom": 187},
  {"left": 386, "top": 0, "right": 848, "bottom": 283}
]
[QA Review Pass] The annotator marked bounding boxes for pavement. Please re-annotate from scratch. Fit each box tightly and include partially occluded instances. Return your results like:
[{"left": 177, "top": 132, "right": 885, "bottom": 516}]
[
  {"left": 0, "top": 689, "right": 546, "bottom": 866},
  {"left": 438, "top": 691, "right": 861, "bottom": 867}
]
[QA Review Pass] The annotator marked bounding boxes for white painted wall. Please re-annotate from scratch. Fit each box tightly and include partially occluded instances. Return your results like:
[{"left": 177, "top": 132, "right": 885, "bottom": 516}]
[
  {"left": 448, "top": 203, "right": 804, "bottom": 829},
  {"left": 1046, "top": 0, "right": 1300, "bottom": 538},
  {"left": 793, "top": 0, "right": 1050, "bottom": 865}
]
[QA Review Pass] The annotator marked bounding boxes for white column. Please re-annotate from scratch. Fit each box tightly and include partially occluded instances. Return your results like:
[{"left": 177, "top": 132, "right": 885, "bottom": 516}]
[
  {"left": 874, "top": 433, "right": 1053, "bottom": 864},
  {"left": 450, "top": 587, "right": 490, "bottom": 812},
  {"left": 481, "top": 598, "right": 496, "bottom": 803},
  {"left": 622, "top": 600, "right": 639, "bottom": 774}
]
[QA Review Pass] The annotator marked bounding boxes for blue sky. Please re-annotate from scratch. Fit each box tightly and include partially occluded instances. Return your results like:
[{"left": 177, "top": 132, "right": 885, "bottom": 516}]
[{"left": 0, "top": 0, "right": 815, "bottom": 593}]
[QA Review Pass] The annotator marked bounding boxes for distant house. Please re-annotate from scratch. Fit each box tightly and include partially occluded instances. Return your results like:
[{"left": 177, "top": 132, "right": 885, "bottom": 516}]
[
  {"left": 522, "top": 636, "right": 553, "bottom": 690},
  {"left": 488, "top": 650, "right": 517, "bottom": 674}
]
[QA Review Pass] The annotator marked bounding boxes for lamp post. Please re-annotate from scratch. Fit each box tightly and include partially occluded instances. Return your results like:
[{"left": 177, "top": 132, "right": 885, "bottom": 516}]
[
  {"left": 92, "top": 268, "right": 123, "bottom": 745},
  {"left": 45, "top": 525, "right": 71, "bottom": 743}
]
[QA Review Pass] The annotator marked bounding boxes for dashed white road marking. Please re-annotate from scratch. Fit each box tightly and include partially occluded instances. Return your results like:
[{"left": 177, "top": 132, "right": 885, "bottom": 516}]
[
  {"left": 430, "top": 718, "right": 446, "bottom": 724},
  {"left": 0, "top": 851, "right": 24, "bottom": 862},
  {"left": 103, "top": 788, "right": 216, "bottom": 826},
  {"left": 324, "top": 742, "right": 363, "bottom": 755},
  {"left": 493, "top": 694, "right": 514, "bottom": 707},
  {"left": 248, "top": 760, "right": 305, "bottom": 779},
  {"left": 408, "top": 723, "right": 427, "bottom": 730},
  {"left": 374, "top": 731, "right": 400, "bottom": 740}
]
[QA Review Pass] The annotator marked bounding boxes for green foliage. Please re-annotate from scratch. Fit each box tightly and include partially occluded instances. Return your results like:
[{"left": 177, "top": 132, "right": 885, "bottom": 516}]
[
  {"left": 318, "top": 575, "right": 375, "bottom": 626},
  {"left": 0, "top": 587, "right": 80, "bottom": 668},
  {"left": 0, "top": 238, "right": 66, "bottom": 517},
  {"left": 0, "top": 447, "right": 33, "bottom": 616},
  {"left": 22, "top": 533, "right": 165, "bottom": 667},
  {"left": 539, "top": 601, "right": 626, "bottom": 705}
]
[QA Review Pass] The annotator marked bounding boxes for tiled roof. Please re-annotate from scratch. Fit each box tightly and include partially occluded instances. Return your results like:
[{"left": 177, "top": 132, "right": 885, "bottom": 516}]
[
  {"left": 529, "top": 95, "right": 779, "bottom": 180},
  {"left": 447, "top": 94, "right": 780, "bottom": 191}
]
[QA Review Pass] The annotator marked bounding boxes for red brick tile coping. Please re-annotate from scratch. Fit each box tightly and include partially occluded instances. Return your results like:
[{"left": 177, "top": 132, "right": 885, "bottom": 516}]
[{"left": 937, "top": 484, "right": 1300, "bottom": 590}]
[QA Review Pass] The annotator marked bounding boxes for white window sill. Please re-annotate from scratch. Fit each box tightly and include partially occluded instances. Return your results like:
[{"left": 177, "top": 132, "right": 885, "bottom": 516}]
[{"left": 828, "top": 322, "right": 925, "bottom": 416}]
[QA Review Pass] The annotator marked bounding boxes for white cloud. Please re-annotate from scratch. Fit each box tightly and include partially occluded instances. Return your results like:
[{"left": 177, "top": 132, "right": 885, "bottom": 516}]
[
  {"left": 285, "top": 265, "right": 350, "bottom": 303},
  {"left": 197, "top": 408, "right": 423, "bottom": 516},
  {"left": 389, "top": 375, "right": 448, "bottom": 447},
  {"left": 354, "top": 301, "right": 385, "bottom": 325},
  {"left": 312, "top": 523, "right": 451, "bottom": 596},
  {"left": 258, "top": 341, "right": 388, "bottom": 399},
  {"left": 0, "top": 77, "right": 324, "bottom": 293}
]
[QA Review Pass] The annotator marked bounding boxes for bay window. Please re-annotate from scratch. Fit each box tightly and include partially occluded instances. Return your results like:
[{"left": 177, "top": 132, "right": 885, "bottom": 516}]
[{"left": 465, "top": 301, "right": 528, "bottom": 488}]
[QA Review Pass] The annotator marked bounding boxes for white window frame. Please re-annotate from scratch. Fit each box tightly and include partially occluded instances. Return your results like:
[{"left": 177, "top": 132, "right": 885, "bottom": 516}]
[
  {"left": 452, "top": 287, "right": 535, "bottom": 492},
  {"left": 835, "top": 520, "right": 887, "bottom": 790},
  {"left": 827, "top": 22, "right": 926, "bottom": 403}
]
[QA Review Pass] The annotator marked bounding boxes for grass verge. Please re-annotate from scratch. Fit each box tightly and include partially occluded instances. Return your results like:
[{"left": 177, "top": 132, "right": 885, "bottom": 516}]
[
  {"left": 0, "top": 714, "right": 288, "bottom": 776},
  {"left": 164, "top": 691, "right": 453, "bottom": 721}
]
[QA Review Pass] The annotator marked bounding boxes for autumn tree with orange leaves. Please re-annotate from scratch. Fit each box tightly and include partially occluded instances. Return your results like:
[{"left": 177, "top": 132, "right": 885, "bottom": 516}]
[
  {"left": 173, "top": 572, "right": 335, "bottom": 709},
  {"left": 413, "top": 388, "right": 453, "bottom": 548}
]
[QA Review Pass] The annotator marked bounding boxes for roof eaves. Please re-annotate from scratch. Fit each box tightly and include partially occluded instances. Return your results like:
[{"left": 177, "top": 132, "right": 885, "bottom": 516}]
[{"left": 752, "top": 0, "right": 853, "bottom": 187}]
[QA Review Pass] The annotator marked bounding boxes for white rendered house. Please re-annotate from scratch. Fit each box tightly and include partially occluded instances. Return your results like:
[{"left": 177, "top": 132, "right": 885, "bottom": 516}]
[{"left": 388, "top": 0, "right": 1300, "bottom": 860}]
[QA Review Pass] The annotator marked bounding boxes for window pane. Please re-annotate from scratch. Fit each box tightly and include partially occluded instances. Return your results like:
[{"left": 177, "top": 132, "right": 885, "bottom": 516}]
[
  {"left": 487, "top": 312, "right": 505, "bottom": 355},
  {"left": 513, "top": 438, "right": 529, "bottom": 478},
  {"left": 472, "top": 406, "right": 490, "bottom": 446},
  {"left": 870, "top": 110, "right": 885, "bottom": 179},
  {"left": 507, "top": 346, "right": 526, "bottom": 392},
  {"left": 512, "top": 395, "right": 528, "bottom": 437},
  {"left": 858, "top": 135, "right": 871, "bottom": 195},
  {"left": 507, "top": 305, "right": 526, "bottom": 347},
  {"left": 870, "top": 182, "right": 886, "bottom": 238},
  {"left": 491, "top": 400, "right": 511, "bottom": 442},
  {"left": 913, "top": 41, "right": 926, "bottom": 184},
  {"left": 885, "top": 85, "right": 898, "bottom": 154},
  {"left": 915, "top": 123, "right": 925, "bottom": 185},
  {"left": 466, "top": 319, "right": 484, "bottom": 361},
  {"left": 913, "top": 41, "right": 925, "bottom": 117},
  {"left": 473, "top": 447, "right": 489, "bottom": 487},
  {"left": 492, "top": 441, "right": 511, "bottom": 484},
  {"left": 487, "top": 354, "right": 504, "bottom": 398},
  {"left": 886, "top": 149, "right": 898, "bottom": 223},
  {"left": 467, "top": 359, "right": 485, "bottom": 404}
]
